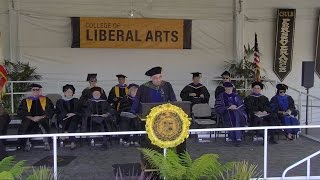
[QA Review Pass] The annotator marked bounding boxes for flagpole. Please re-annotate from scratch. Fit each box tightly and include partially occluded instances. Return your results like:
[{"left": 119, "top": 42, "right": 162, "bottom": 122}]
[{"left": 254, "top": 33, "right": 261, "bottom": 82}]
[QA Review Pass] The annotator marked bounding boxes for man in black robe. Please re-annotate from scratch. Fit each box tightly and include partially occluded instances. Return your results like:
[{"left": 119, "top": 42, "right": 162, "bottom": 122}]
[
  {"left": 80, "top": 73, "right": 107, "bottom": 103},
  {"left": 17, "top": 83, "right": 55, "bottom": 151},
  {"left": 0, "top": 104, "right": 10, "bottom": 160},
  {"left": 180, "top": 72, "right": 210, "bottom": 105},
  {"left": 108, "top": 74, "right": 128, "bottom": 110},
  {"left": 215, "top": 71, "right": 235, "bottom": 98},
  {"left": 244, "top": 81, "right": 279, "bottom": 144}
]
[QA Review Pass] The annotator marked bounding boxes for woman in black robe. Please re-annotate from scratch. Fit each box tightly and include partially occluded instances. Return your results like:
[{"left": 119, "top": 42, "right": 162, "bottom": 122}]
[
  {"left": 56, "top": 84, "right": 80, "bottom": 150},
  {"left": 244, "top": 81, "right": 279, "bottom": 144},
  {"left": 118, "top": 83, "right": 141, "bottom": 147}
]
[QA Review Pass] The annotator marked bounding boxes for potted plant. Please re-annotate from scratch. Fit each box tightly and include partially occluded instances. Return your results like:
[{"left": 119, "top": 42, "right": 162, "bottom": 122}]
[
  {"left": 140, "top": 148, "right": 261, "bottom": 180},
  {"left": 0, "top": 156, "right": 57, "bottom": 180},
  {"left": 3, "top": 60, "right": 42, "bottom": 113},
  {"left": 225, "top": 45, "right": 266, "bottom": 97}
]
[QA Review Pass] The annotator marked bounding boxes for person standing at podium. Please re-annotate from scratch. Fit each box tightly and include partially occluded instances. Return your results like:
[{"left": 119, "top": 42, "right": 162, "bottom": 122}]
[
  {"left": 180, "top": 72, "right": 210, "bottom": 106},
  {"left": 131, "top": 66, "right": 176, "bottom": 114},
  {"left": 130, "top": 66, "right": 185, "bottom": 162}
]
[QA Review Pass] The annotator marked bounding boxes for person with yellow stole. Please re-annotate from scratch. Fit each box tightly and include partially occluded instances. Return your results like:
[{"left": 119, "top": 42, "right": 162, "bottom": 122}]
[
  {"left": 108, "top": 74, "right": 128, "bottom": 110},
  {"left": 17, "top": 83, "right": 54, "bottom": 151}
]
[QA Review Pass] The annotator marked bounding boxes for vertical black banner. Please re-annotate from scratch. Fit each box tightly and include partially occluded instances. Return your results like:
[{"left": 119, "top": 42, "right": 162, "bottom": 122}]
[
  {"left": 274, "top": 9, "right": 296, "bottom": 82},
  {"left": 315, "top": 11, "right": 320, "bottom": 77}
]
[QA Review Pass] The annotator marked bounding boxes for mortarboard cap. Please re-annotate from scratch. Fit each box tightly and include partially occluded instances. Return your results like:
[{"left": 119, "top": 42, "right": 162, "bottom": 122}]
[
  {"left": 62, "top": 84, "right": 75, "bottom": 93},
  {"left": 30, "top": 83, "right": 42, "bottom": 89},
  {"left": 251, "top": 81, "right": 264, "bottom": 89},
  {"left": 276, "top": 83, "right": 288, "bottom": 90},
  {"left": 87, "top": 73, "right": 97, "bottom": 81},
  {"left": 191, "top": 72, "right": 202, "bottom": 78},
  {"left": 90, "top": 87, "right": 102, "bottom": 93},
  {"left": 116, "top": 74, "right": 127, "bottom": 78},
  {"left": 128, "top": 83, "right": 139, "bottom": 89},
  {"left": 223, "top": 82, "right": 234, "bottom": 88},
  {"left": 221, "top": 71, "right": 231, "bottom": 77},
  {"left": 145, "top": 66, "right": 162, "bottom": 77}
]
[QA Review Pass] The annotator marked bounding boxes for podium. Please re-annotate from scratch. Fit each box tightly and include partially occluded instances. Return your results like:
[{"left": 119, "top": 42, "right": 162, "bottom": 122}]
[
  {"left": 140, "top": 101, "right": 191, "bottom": 119},
  {"left": 139, "top": 101, "right": 191, "bottom": 170}
]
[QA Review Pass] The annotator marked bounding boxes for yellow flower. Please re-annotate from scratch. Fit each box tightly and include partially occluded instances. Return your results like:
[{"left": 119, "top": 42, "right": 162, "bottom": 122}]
[{"left": 146, "top": 103, "right": 190, "bottom": 148}]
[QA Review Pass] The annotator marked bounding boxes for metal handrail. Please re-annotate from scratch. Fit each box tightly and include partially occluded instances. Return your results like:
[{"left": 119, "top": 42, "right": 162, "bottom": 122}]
[
  {"left": 282, "top": 150, "right": 320, "bottom": 179},
  {"left": 1, "top": 125, "right": 320, "bottom": 180},
  {"left": 288, "top": 86, "right": 320, "bottom": 101}
]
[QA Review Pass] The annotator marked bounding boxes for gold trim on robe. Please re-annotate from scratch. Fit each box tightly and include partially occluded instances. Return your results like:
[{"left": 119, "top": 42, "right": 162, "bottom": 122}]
[{"left": 26, "top": 96, "right": 47, "bottom": 112}]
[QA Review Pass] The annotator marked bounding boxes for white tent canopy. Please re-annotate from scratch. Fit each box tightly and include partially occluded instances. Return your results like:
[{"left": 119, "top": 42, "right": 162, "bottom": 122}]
[{"left": 0, "top": 0, "right": 319, "bottom": 96}]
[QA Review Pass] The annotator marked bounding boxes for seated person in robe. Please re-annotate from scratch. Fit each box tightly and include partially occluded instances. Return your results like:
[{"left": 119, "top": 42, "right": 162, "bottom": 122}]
[
  {"left": 0, "top": 105, "right": 10, "bottom": 160},
  {"left": 215, "top": 82, "right": 247, "bottom": 147},
  {"left": 180, "top": 72, "right": 210, "bottom": 106},
  {"left": 17, "top": 83, "right": 54, "bottom": 151},
  {"left": 270, "top": 84, "right": 300, "bottom": 140},
  {"left": 215, "top": 71, "right": 236, "bottom": 99},
  {"left": 108, "top": 74, "right": 128, "bottom": 110},
  {"left": 85, "top": 87, "right": 113, "bottom": 149},
  {"left": 80, "top": 73, "right": 107, "bottom": 105},
  {"left": 118, "top": 83, "right": 141, "bottom": 147},
  {"left": 56, "top": 84, "right": 81, "bottom": 150},
  {"left": 244, "top": 81, "right": 279, "bottom": 144}
]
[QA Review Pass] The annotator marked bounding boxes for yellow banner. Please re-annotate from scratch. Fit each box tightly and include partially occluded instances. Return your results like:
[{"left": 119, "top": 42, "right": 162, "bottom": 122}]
[{"left": 71, "top": 17, "right": 191, "bottom": 49}]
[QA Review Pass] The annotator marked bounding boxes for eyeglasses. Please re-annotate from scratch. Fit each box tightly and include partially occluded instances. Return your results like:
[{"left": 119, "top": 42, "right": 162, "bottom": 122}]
[{"left": 31, "top": 88, "right": 40, "bottom": 91}]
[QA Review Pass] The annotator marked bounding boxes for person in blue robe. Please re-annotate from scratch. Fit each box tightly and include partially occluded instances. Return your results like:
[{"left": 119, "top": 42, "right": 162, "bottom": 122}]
[
  {"left": 130, "top": 66, "right": 176, "bottom": 114},
  {"left": 56, "top": 84, "right": 80, "bottom": 150},
  {"left": 215, "top": 71, "right": 236, "bottom": 98},
  {"left": 130, "top": 66, "right": 185, "bottom": 168},
  {"left": 180, "top": 72, "right": 210, "bottom": 106},
  {"left": 215, "top": 82, "right": 247, "bottom": 146},
  {"left": 270, "top": 84, "right": 300, "bottom": 140}
]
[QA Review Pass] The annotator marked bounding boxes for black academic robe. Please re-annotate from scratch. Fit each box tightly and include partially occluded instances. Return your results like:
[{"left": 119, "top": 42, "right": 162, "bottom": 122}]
[
  {"left": 17, "top": 96, "right": 54, "bottom": 119},
  {"left": 80, "top": 86, "right": 107, "bottom": 101},
  {"left": 56, "top": 98, "right": 80, "bottom": 120},
  {"left": 244, "top": 93, "right": 279, "bottom": 136},
  {"left": 56, "top": 98, "right": 81, "bottom": 133},
  {"left": 118, "top": 95, "right": 134, "bottom": 113},
  {"left": 108, "top": 84, "right": 128, "bottom": 109},
  {"left": 17, "top": 96, "right": 55, "bottom": 146},
  {"left": 0, "top": 113, "right": 10, "bottom": 160},
  {"left": 180, "top": 83, "right": 210, "bottom": 105},
  {"left": 130, "top": 81, "right": 177, "bottom": 114}
]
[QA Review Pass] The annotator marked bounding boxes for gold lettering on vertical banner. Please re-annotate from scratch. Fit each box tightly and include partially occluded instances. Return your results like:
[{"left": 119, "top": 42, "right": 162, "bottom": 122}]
[
  {"left": 77, "top": 18, "right": 188, "bottom": 49},
  {"left": 274, "top": 9, "right": 295, "bottom": 82}
]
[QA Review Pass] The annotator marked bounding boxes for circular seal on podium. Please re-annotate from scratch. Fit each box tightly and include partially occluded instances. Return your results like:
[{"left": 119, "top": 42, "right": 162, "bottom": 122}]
[{"left": 145, "top": 103, "right": 190, "bottom": 148}]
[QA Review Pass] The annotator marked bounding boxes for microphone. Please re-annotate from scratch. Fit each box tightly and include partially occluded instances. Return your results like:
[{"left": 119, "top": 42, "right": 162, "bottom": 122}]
[{"left": 160, "top": 88, "right": 165, "bottom": 101}]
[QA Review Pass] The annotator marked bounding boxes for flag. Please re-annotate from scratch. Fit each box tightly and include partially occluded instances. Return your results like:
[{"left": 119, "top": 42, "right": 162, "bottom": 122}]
[
  {"left": 254, "top": 33, "right": 261, "bottom": 82},
  {"left": 0, "top": 64, "right": 8, "bottom": 101}
]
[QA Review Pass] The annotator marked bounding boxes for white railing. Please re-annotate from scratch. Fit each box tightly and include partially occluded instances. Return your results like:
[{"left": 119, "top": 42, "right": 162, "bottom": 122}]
[
  {"left": 282, "top": 150, "right": 320, "bottom": 180},
  {"left": 1, "top": 125, "right": 320, "bottom": 180}
]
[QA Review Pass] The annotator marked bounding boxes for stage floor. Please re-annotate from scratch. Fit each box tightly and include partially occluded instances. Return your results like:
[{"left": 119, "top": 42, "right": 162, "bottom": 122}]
[{"left": 5, "top": 134, "right": 320, "bottom": 179}]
